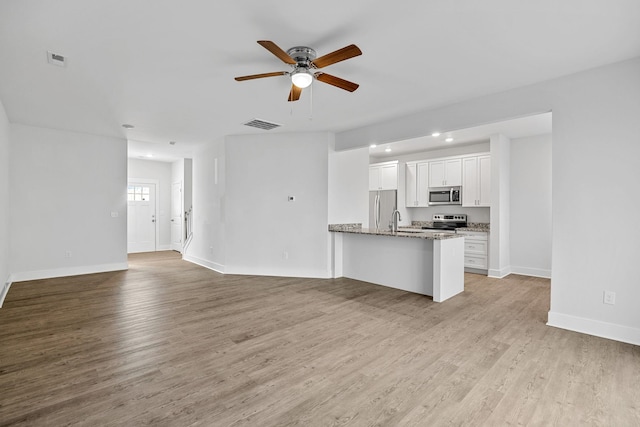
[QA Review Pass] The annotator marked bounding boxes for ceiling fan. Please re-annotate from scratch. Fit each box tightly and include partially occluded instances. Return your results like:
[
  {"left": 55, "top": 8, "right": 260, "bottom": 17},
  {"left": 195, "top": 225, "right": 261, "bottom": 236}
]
[{"left": 234, "top": 40, "right": 362, "bottom": 102}]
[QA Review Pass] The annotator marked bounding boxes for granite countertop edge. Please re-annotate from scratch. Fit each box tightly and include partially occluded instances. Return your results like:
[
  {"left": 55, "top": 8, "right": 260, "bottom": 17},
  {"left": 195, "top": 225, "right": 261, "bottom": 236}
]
[{"left": 328, "top": 224, "right": 463, "bottom": 240}]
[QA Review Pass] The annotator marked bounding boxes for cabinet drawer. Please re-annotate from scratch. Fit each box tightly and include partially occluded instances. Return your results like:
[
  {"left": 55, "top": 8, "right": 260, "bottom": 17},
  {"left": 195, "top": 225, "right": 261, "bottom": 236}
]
[
  {"left": 464, "top": 240, "right": 487, "bottom": 255},
  {"left": 464, "top": 255, "right": 487, "bottom": 269}
]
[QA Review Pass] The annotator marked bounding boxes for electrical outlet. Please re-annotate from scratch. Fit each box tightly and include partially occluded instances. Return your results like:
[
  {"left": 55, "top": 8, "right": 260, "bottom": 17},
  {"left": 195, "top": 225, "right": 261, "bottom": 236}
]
[
  {"left": 603, "top": 291, "right": 616, "bottom": 305},
  {"left": 283, "top": 251, "right": 289, "bottom": 260},
  {"left": 65, "top": 251, "right": 72, "bottom": 258}
]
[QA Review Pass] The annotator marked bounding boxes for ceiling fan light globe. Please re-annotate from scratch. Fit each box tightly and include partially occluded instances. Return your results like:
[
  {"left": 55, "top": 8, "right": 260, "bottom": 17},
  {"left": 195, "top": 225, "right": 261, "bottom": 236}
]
[{"left": 291, "top": 71, "right": 313, "bottom": 88}]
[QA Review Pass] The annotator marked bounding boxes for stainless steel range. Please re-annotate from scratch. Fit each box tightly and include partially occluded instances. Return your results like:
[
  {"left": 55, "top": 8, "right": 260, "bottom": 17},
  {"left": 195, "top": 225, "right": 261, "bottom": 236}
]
[{"left": 422, "top": 214, "right": 467, "bottom": 231}]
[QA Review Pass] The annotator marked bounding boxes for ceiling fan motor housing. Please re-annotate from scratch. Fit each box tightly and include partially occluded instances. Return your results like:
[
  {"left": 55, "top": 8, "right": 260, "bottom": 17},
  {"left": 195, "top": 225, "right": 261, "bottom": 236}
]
[{"left": 286, "top": 46, "right": 317, "bottom": 67}]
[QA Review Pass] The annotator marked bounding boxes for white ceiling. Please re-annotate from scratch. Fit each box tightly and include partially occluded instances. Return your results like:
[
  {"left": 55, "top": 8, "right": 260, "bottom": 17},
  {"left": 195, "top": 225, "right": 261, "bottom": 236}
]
[
  {"left": 1, "top": 1, "right": 639, "bottom": 162},
  {"left": 370, "top": 112, "right": 552, "bottom": 159}
]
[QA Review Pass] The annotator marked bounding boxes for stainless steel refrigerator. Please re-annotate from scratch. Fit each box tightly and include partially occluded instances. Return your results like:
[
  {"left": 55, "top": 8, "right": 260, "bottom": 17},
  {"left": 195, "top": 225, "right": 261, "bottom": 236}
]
[{"left": 369, "top": 190, "right": 397, "bottom": 230}]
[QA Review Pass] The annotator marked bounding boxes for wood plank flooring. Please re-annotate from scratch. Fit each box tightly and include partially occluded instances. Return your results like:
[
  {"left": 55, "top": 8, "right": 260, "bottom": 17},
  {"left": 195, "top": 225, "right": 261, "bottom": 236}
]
[{"left": 1, "top": 251, "right": 638, "bottom": 426}]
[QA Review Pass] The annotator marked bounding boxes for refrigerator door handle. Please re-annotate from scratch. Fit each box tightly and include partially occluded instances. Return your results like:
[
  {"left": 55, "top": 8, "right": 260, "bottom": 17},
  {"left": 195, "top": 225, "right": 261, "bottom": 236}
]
[{"left": 375, "top": 194, "right": 380, "bottom": 229}]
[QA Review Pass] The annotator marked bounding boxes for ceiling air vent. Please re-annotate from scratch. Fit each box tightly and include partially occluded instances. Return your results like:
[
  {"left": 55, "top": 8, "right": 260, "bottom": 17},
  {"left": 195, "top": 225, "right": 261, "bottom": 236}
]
[
  {"left": 47, "top": 51, "right": 66, "bottom": 67},
  {"left": 243, "top": 118, "right": 281, "bottom": 131}
]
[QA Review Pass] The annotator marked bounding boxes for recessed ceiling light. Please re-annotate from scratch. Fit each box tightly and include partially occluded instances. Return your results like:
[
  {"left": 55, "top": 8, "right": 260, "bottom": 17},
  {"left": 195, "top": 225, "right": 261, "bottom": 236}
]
[
  {"left": 385, "top": 147, "right": 392, "bottom": 152},
  {"left": 370, "top": 144, "right": 377, "bottom": 148},
  {"left": 431, "top": 132, "right": 441, "bottom": 137},
  {"left": 122, "top": 124, "right": 135, "bottom": 129},
  {"left": 445, "top": 137, "right": 454, "bottom": 142},
  {"left": 145, "top": 154, "right": 153, "bottom": 158}
]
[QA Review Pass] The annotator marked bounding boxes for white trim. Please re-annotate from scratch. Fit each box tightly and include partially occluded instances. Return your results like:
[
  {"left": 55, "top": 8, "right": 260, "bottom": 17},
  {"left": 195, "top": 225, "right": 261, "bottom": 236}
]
[
  {"left": 224, "top": 266, "right": 333, "bottom": 279},
  {"left": 128, "top": 178, "right": 160, "bottom": 253},
  {"left": 0, "top": 279, "right": 12, "bottom": 308},
  {"left": 10, "top": 262, "right": 128, "bottom": 283},
  {"left": 171, "top": 180, "right": 183, "bottom": 253},
  {"left": 547, "top": 311, "right": 640, "bottom": 346},
  {"left": 183, "top": 254, "right": 225, "bottom": 274},
  {"left": 488, "top": 266, "right": 511, "bottom": 278},
  {"left": 183, "top": 255, "right": 333, "bottom": 279},
  {"left": 510, "top": 266, "right": 552, "bottom": 279},
  {"left": 157, "top": 244, "right": 171, "bottom": 251}
]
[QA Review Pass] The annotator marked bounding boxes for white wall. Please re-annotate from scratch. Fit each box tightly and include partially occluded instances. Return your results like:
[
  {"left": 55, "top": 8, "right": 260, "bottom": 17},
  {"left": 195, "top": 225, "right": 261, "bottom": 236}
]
[
  {"left": 549, "top": 59, "right": 640, "bottom": 344},
  {"left": 183, "top": 138, "right": 226, "bottom": 272},
  {"left": 0, "top": 98, "right": 10, "bottom": 300},
  {"left": 10, "top": 124, "right": 127, "bottom": 281},
  {"left": 510, "top": 134, "right": 552, "bottom": 278},
  {"left": 489, "top": 133, "right": 511, "bottom": 278},
  {"left": 224, "top": 132, "right": 331, "bottom": 278},
  {"left": 128, "top": 158, "right": 172, "bottom": 250},
  {"left": 328, "top": 145, "right": 369, "bottom": 225},
  {"left": 336, "top": 57, "right": 640, "bottom": 345}
]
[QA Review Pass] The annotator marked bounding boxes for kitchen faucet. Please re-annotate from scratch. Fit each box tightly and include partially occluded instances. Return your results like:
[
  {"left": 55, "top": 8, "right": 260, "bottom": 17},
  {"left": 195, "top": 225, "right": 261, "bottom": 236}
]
[{"left": 391, "top": 209, "right": 401, "bottom": 233}]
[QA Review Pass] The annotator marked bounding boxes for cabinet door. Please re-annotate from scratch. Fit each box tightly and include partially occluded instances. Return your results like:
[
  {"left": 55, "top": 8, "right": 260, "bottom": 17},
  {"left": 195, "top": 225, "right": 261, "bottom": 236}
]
[
  {"left": 444, "top": 158, "right": 462, "bottom": 186},
  {"left": 428, "top": 161, "right": 445, "bottom": 187},
  {"left": 369, "top": 166, "right": 380, "bottom": 191},
  {"left": 462, "top": 157, "right": 478, "bottom": 207},
  {"left": 478, "top": 155, "right": 491, "bottom": 206},
  {"left": 429, "top": 159, "right": 461, "bottom": 187},
  {"left": 416, "top": 162, "right": 430, "bottom": 206},
  {"left": 380, "top": 163, "right": 398, "bottom": 190},
  {"left": 405, "top": 163, "right": 417, "bottom": 207}
]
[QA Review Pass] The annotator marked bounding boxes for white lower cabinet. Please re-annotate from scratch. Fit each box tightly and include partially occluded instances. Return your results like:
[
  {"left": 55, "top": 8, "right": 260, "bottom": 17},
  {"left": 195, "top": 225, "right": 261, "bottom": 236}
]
[{"left": 457, "top": 230, "right": 488, "bottom": 271}]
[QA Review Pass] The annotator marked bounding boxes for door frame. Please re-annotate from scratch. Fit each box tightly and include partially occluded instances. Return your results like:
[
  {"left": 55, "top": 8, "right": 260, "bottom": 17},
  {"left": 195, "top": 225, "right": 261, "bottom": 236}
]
[
  {"left": 128, "top": 178, "right": 160, "bottom": 252},
  {"left": 171, "top": 180, "right": 183, "bottom": 252}
]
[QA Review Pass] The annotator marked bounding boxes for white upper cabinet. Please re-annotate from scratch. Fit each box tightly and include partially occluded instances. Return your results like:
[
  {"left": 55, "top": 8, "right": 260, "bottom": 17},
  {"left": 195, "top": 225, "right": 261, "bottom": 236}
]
[
  {"left": 428, "top": 158, "right": 462, "bottom": 187},
  {"left": 462, "top": 154, "right": 491, "bottom": 207},
  {"left": 369, "top": 161, "right": 398, "bottom": 191},
  {"left": 405, "top": 162, "right": 429, "bottom": 207}
]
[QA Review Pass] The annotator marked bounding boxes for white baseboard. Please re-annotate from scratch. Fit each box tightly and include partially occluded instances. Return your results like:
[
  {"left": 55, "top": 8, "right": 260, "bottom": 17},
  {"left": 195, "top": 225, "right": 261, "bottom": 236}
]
[
  {"left": 157, "top": 244, "right": 171, "bottom": 251},
  {"left": 224, "top": 266, "right": 333, "bottom": 279},
  {"left": 0, "top": 279, "right": 12, "bottom": 308},
  {"left": 547, "top": 311, "right": 640, "bottom": 346},
  {"left": 488, "top": 266, "right": 511, "bottom": 279},
  {"left": 510, "top": 266, "right": 552, "bottom": 279},
  {"left": 183, "top": 254, "right": 225, "bottom": 274},
  {"left": 10, "top": 262, "right": 128, "bottom": 283},
  {"left": 182, "top": 255, "right": 332, "bottom": 279}
]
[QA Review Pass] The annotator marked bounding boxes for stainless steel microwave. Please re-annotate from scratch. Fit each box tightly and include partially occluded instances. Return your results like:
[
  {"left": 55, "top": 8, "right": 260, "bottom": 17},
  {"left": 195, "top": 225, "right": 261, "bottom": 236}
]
[{"left": 428, "top": 187, "right": 461, "bottom": 205}]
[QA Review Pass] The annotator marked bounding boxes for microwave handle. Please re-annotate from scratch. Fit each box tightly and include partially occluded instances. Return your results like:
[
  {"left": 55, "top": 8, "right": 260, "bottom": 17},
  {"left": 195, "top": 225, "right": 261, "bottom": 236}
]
[{"left": 450, "top": 188, "right": 454, "bottom": 202}]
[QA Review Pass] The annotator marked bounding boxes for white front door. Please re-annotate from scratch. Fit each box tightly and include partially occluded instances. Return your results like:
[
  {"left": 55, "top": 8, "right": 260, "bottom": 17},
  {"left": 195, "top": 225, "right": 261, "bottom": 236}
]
[
  {"left": 127, "top": 183, "right": 156, "bottom": 253},
  {"left": 171, "top": 181, "right": 182, "bottom": 252}
]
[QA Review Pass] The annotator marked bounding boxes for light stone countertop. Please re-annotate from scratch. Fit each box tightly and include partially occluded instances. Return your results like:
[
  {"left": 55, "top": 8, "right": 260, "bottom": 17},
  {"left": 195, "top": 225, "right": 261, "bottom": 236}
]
[{"left": 328, "top": 224, "right": 463, "bottom": 240}]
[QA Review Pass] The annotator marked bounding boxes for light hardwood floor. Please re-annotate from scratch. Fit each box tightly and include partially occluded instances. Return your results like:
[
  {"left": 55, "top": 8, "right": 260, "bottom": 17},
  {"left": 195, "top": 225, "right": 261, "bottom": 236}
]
[{"left": 0, "top": 251, "right": 638, "bottom": 426}]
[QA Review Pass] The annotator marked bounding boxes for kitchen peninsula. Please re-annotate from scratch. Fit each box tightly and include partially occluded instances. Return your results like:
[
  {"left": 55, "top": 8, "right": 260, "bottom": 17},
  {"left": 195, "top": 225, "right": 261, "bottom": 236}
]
[{"left": 329, "top": 224, "right": 465, "bottom": 302}]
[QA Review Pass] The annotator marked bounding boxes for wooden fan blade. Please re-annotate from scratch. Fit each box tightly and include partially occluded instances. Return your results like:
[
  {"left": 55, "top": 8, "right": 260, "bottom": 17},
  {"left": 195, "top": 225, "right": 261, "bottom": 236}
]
[
  {"left": 234, "top": 71, "right": 287, "bottom": 81},
  {"left": 315, "top": 73, "right": 359, "bottom": 92},
  {"left": 311, "top": 44, "right": 362, "bottom": 69},
  {"left": 288, "top": 84, "right": 302, "bottom": 102},
  {"left": 257, "top": 40, "right": 296, "bottom": 65}
]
